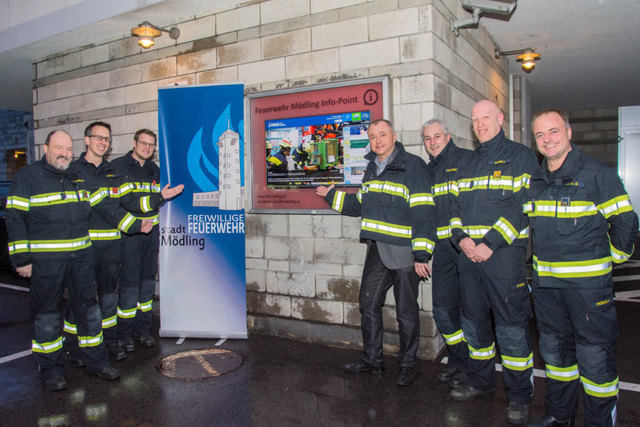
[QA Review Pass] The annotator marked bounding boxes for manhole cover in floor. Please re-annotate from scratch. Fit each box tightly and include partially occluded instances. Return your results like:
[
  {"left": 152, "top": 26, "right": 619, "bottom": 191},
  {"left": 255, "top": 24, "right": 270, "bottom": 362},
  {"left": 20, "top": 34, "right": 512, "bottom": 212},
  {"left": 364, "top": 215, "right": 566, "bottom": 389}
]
[{"left": 156, "top": 348, "right": 244, "bottom": 380}]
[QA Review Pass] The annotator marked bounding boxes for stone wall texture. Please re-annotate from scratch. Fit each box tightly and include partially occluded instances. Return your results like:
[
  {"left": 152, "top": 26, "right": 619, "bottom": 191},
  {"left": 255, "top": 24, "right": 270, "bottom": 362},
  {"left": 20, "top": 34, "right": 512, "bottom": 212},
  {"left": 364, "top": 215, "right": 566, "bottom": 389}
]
[{"left": 32, "top": 0, "right": 511, "bottom": 360}]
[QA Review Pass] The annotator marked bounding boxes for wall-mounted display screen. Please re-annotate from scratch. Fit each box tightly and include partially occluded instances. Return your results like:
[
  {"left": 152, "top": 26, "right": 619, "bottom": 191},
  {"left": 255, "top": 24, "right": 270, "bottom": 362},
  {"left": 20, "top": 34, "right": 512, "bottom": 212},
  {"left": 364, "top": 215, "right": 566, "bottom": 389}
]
[
  {"left": 248, "top": 78, "right": 388, "bottom": 212},
  {"left": 265, "top": 111, "right": 370, "bottom": 188}
]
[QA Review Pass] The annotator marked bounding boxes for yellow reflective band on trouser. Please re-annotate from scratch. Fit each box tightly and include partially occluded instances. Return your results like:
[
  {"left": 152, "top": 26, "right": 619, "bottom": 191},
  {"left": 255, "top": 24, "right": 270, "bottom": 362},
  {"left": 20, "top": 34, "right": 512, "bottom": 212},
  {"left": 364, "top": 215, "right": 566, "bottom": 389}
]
[
  {"left": 546, "top": 364, "right": 580, "bottom": 382},
  {"left": 469, "top": 342, "right": 495, "bottom": 360},
  {"left": 138, "top": 300, "right": 153, "bottom": 312},
  {"left": 78, "top": 331, "right": 103, "bottom": 348},
  {"left": 443, "top": 330, "right": 464, "bottom": 345},
  {"left": 361, "top": 219, "right": 412, "bottom": 239},
  {"left": 118, "top": 306, "right": 137, "bottom": 319},
  {"left": 63, "top": 320, "right": 77, "bottom": 334},
  {"left": 611, "top": 244, "right": 633, "bottom": 264},
  {"left": 581, "top": 376, "right": 619, "bottom": 398},
  {"left": 533, "top": 255, "right": 612, "bottom": 278},
  {"left": 102, "top": 315, "right": 117, "bottom": 329},
  {"left": 501, "top": 353, "right": 533, "bottom": 371},
  {"left": 32, "top": 336, "right": 63, "bottom": 354}
]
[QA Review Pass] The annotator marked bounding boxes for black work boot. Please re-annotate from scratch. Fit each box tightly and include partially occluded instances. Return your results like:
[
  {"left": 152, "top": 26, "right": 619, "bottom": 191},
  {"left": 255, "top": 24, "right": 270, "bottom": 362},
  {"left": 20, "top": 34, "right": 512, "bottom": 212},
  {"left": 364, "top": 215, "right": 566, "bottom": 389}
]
[
  {"left": 526, "top": 414, "right": 571, "bottom": 427},
  {"left": 44, "top": 375, "right": 67, "bottom": 391},
  {"left": 396, "top": 367, "right": 415, "bottom": 386},
  {"left": 342, "top": 360, "right": 384, "bottom": 374},
  {"left": 450, "top": 384, "right": 495, "bottom": 400},
  {"left": 507, "top": 401, "right": 529, "bottom": 425}
]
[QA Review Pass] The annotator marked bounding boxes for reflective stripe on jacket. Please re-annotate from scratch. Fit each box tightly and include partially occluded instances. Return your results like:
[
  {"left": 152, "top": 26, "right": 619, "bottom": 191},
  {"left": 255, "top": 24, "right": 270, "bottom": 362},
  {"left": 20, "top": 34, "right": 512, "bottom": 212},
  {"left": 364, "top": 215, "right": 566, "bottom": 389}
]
[
  {"left": 525, "top": 144, "right": 638, "bottom": 288},
  {"left": 324, "top": 142, "right": 436, "bottom": 263}
]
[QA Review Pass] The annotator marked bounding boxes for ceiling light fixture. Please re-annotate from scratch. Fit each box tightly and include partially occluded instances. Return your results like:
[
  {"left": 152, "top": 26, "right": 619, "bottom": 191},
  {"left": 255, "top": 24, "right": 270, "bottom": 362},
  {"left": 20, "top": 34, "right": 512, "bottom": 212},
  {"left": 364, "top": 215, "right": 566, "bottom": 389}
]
[
  {"left": 495, "top": 47, "right": 541, "bottom": 73},
  {"left": 131, "top": 21, "right": 180, "bottom": 49}
]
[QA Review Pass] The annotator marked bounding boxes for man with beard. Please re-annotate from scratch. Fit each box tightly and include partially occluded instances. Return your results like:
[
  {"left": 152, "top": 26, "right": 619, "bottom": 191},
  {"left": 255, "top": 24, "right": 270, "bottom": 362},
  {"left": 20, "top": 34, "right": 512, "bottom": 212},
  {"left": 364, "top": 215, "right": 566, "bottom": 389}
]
[
  {"left": 111, "top": 129, "right": 183, "bottom": 352},
  {"left": 6, "top": 130, "right": 119, "bottom": 391}
]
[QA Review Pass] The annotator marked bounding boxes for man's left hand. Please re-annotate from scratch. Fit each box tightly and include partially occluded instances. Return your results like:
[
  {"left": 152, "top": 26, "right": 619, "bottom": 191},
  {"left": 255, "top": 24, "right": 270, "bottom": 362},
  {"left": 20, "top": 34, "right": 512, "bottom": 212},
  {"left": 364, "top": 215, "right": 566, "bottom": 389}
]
[
  {"left": 161, "top": 183, "right": 185, "bottom": 200},
  {"left": 415, "top": 262, "right": 431, "bottom": 278},
  {"left": 472, "top": 243, "right": 494, "bottom": 262}
]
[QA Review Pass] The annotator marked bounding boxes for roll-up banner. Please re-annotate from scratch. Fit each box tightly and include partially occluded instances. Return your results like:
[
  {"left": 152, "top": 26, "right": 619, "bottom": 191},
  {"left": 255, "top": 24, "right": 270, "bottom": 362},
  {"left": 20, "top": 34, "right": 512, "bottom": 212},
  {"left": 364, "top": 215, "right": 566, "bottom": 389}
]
[{"left": 157, "top": 83, "right": 247, "bottom": 339}]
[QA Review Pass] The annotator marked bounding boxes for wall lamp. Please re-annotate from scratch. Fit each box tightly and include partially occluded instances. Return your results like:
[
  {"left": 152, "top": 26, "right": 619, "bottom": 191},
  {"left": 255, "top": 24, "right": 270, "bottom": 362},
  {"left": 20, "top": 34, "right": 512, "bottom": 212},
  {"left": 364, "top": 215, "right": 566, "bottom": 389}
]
[
  {"left": 131, "top": 21, "right": 180, "bottom": 49},
  {"left": 451, "top": 0, "right": 517, "bottom": 36},
  {"left": 495, "top": 47, "right": 541, "bottom": 73}
]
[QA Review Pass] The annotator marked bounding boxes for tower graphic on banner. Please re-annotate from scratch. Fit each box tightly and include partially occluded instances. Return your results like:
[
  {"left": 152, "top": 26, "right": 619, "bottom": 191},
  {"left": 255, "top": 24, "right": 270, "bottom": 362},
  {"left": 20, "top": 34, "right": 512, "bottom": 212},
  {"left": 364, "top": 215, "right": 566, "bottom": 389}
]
[{"left": 192, "top": 124, "right": 244, "bottom": 210}]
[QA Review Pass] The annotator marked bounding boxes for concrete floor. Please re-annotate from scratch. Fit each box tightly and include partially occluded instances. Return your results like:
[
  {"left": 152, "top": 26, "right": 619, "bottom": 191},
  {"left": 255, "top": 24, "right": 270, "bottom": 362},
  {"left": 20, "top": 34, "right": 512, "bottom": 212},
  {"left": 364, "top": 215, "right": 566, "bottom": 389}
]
[{"left": 1, "top": 265, "right": 640, "bottom": 426}]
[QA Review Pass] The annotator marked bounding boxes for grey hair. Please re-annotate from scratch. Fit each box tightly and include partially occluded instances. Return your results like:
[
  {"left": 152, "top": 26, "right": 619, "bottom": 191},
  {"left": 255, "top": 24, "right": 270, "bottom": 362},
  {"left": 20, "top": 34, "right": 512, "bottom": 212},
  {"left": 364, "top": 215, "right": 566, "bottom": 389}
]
[{"left": 421, "top": 119, "right": 449, "bottom": 135}]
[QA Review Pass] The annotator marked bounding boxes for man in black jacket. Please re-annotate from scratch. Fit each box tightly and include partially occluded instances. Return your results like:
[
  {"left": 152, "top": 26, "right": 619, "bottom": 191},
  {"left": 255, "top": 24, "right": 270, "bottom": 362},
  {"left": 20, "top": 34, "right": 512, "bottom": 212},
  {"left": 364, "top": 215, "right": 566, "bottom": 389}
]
[
  {"left": 423, "top": 119, "right": 472, "bottom": 388},
  {"left": 63, "top": 122, "right": 153, "bottom": 364},
  {"left": 6, "top": 130, "right": 119, "bottom": 391},
  {"left": 449, "top": 100, "right": 539, "bottom": 425},
  {"left": 525, "top": 110, "right": 638, "bottom": 427},
  {"left": 111, "top": 129, "right": 183, "bottom": 352},
  {"left": 316, "top": 119, "right": 436, "bottom": 387}
]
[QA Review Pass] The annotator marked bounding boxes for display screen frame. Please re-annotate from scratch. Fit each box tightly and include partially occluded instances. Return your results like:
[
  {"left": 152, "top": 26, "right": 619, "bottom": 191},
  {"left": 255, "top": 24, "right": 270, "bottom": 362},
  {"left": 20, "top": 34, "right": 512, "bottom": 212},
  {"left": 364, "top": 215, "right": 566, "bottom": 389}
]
[{"left": 247, "top": 77, "right": 389, "bottom": 213}]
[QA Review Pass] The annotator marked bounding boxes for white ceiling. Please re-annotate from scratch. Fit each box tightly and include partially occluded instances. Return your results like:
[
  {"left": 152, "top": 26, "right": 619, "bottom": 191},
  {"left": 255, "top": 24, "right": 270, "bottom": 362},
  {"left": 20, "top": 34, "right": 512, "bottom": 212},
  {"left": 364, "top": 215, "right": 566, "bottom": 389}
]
[
  {"left": 480, "top": 0, "right": 640, "bottom": 110},
  {"left": 0, "top": 0, "right": 639, "bottom": 113}
]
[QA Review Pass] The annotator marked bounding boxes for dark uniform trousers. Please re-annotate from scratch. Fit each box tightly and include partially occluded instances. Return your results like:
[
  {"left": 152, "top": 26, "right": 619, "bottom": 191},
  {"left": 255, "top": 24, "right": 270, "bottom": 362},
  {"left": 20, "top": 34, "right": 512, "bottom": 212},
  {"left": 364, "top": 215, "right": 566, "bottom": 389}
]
[
  {"left": 32, "top": 252, "right": 108, "bottom": 379},
  {"left": 360, "top": 241, "right": 420, "bottom": 368},
  {"left": 118, "top": 227, "right": 159, "bottom": 339},
  {"left": 458, "top": 244, "right": 533, "bottom": 404},
  {"left": 532, "top": 286, "right": 618, "bottom": 426},
  {"left": 432, "top": 240, "right": 468, "bottom": 373},
  {"left": 64, "top": 242, "right": 122, "bottom": 352}
]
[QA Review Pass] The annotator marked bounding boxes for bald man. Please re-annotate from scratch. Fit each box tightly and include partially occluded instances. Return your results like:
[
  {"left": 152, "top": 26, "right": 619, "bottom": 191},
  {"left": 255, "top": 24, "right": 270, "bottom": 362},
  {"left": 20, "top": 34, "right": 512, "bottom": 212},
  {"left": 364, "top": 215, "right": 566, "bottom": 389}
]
[{"left": 449, "top": 101, "right": 539, "bottom": 425}]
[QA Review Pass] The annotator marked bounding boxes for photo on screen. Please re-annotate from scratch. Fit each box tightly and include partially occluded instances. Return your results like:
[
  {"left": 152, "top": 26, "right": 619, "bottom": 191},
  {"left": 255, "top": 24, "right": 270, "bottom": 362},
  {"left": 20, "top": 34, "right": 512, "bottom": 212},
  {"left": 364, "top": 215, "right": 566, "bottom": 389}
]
[{"left": 265, "top": 111, "right": 370, "bottom": 188}]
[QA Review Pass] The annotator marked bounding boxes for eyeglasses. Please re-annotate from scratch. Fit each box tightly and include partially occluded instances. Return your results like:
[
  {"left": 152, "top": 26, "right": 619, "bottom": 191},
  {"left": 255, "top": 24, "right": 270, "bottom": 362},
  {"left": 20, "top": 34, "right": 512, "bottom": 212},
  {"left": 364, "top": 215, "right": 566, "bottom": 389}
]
[
  {"left": 136, "top": 140, "right": 157, "bottom": 148},
  {"left": 88, "top": 135, "right": 112, "bottom": 143}
]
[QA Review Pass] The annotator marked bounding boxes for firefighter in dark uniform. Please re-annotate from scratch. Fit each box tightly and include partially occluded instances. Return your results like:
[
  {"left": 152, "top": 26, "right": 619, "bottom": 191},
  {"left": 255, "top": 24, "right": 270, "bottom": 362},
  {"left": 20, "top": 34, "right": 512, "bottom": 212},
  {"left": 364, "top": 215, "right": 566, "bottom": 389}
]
[
  {"left": 292, "top": 141, "right": 312, "bottom": 169},
  {"left": 6, "top": 130, "right": 120, "bottom": 391},
  {"left": 62, "top": 122, "right": 153, "bottom": 364},
  {"left": 111, "top": 129, "right": 184, "bottom": 352},
  {"left": 449, "top": 100, "right": 539, "bottom": 425},
  {"left": 266, "top": 138, "right": 292, "bottom": 173},
  {"left": 422, "top": 119, "right": 473, "bottom": 388},
  {"left": 525, "top": 110, "right": 638, "bottom": 427},
  {"left": 316, "top": 119, "right": 436, "bottom": 387}
]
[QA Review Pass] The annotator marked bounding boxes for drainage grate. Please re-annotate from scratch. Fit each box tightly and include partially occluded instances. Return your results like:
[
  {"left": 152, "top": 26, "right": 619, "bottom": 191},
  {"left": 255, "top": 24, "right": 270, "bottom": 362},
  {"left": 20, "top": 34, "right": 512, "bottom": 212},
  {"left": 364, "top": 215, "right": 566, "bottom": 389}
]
[{"left": 156, "top": 348, "right": 244, "bottom": 380}]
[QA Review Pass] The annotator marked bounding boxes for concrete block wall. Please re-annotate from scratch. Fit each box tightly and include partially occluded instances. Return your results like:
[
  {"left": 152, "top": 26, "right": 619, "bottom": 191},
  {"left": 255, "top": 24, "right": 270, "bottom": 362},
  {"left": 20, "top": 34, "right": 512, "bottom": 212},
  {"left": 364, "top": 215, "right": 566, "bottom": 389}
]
[
  {"left": 31, "top": 0, "right": 508, "bottom": 360},
  {"left": 567, "top": 107, "right": 619, "bottom": 169}
]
